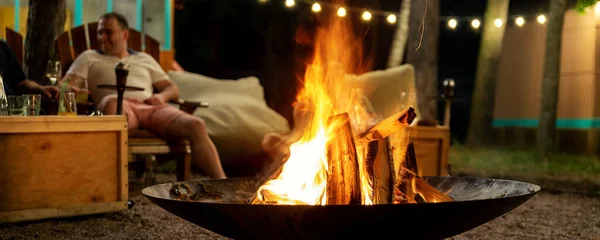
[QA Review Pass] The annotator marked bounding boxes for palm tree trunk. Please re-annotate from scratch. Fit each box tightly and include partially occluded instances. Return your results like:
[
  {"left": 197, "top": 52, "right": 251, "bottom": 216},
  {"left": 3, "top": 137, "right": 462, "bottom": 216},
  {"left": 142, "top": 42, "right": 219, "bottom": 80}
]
[
  {"left": 405, "top": 0, "right": 439, "bottom": 122},
  {"left": 387, "top": 0, "right": 411, "bottom": 68},
  {"left": 24, "top": 0, "right": 66, "bottom": 83},
  {"left": 537, "top": 0, "right": 567, "bottom": 161},
  {"left": 465, "top": 0, "right": 510, "bottom": 147}
]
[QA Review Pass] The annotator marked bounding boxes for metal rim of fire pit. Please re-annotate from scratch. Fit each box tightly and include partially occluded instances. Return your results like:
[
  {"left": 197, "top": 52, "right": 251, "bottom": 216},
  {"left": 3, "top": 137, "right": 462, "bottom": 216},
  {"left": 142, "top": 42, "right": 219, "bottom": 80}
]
[{"left": 143, "top": 176, "right": 540, "bottom": 240}]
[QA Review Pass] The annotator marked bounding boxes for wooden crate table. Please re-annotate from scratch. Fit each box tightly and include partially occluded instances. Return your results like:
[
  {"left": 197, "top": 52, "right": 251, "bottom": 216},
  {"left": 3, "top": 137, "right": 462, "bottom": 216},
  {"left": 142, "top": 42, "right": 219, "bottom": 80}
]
[
  {"left": 407, "top": 126, "right": 450, "bottom": 176},
  {"left": 0, "top": 116, "right": 128, "bottom": 223}
]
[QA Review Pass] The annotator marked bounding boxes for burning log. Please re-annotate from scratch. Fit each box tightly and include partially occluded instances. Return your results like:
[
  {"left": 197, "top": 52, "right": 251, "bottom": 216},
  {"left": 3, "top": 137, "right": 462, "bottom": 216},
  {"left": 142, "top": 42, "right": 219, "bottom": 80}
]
[
  {"left": 392, "top": 142, "right": 419, "bottom": 203},
  {"left": 358, "top": 107, "right": 416, "bottom": 144},
  {"left": 364, "top": 138, "right": 392, "bottom": 204},
  {"left": 414, "top": 178, "right": 454, "bottom": 203},
  {"left": 326, "top": 113, "right": 361, "bottom": 205},
  {"left": 358, "top": 107, "right": 415, "bottom": 204}
]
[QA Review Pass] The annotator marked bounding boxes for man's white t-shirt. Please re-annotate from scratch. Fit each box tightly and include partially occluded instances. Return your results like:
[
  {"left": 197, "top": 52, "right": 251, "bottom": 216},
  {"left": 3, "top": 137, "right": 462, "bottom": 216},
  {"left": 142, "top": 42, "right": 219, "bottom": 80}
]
[{"left": 66, "top": 49, "right": 170, "bottom": 105}]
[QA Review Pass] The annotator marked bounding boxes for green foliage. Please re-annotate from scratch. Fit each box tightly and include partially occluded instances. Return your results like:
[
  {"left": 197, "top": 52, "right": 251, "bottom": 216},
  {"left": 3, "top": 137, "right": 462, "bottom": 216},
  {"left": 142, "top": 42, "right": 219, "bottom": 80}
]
[
  {"left": 449, "top": 144, "right": 600, "bottom": 179},
  {"left": 575, "top": 0, "right": 598, "bottom": 13}
]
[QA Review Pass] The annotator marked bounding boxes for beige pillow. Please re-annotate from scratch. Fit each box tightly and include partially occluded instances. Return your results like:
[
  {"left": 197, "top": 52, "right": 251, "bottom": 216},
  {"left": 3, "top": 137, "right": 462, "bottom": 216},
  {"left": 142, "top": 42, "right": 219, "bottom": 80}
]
[
  {"left": 345, "top": 64, "right": 422, "bottom": 122},
  {"left": 168, "top": 71, "right": 290, "bottom": 163}
]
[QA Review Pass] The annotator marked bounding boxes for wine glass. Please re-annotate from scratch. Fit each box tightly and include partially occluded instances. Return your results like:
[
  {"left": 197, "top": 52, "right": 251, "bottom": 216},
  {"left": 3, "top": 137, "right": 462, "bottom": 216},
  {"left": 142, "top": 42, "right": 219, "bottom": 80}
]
[{"left": 46, "top": 61, "right": 62, "bottom": 86}]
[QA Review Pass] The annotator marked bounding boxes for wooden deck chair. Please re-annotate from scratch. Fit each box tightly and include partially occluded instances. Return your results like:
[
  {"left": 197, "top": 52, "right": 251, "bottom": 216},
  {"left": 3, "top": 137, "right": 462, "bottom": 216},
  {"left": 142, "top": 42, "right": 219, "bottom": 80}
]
[
  {"left": 55, "top": 22, "right": 202, "bottom": 182},
  {"left": 5, "top": 27, "right": 23, "bottom": 67}
]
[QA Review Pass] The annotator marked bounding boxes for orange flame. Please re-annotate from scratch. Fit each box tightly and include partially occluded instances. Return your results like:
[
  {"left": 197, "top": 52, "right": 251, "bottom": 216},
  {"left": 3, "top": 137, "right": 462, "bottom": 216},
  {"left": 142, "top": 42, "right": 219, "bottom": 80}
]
[{"left": 257, "top": 2, "right": 374, "bottom": 205}]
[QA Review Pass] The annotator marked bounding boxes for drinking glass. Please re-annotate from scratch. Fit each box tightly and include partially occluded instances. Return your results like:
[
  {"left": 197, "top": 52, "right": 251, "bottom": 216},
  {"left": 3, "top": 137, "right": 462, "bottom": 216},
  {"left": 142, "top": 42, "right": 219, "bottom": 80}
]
[
  {"left": 46, "top": 61, "right": 62, "bottom": 86},
  {"left": 7, "top": 95, "right": 24, "bottom": 116},
  {"left": 73, "top": 78, "right": 89, "bottom": 104},
  {"left": 22, "top": 94, "right": 41, "bottom": 116},
  {"left": 58, "top": 92, "right": 77, "bottom": 116}
]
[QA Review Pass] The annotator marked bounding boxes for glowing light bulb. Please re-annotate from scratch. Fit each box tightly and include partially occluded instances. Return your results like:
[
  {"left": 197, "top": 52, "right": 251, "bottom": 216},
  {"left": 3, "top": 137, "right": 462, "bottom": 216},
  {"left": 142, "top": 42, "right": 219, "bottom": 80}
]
[
  {"left": 387, "top": 14, "right": 397, "bottom": 24},
  {"left": 362, "top": 11, "right": 372, "bottom": 21},
  {"left": 285, "top": 0, "right": 295, "bottom": 7},
  {"left": 311, "top": 3, "right": 321, "bottom": 12},
  {"left": 337, "top": 7, "right": 346, "bottom": 17},
  {"left": 494, "top": 18, "right": 503, "bottom": 27},
  {"left": 515, "top": 17, "right": 525, "bottom": 27},
  {"left": 537, "top": 15, "right": 546, "bottom": 24},
  {"left": 448, "top": 19, "right": 457, "bottom": 29},
  {"left": 471, "top": 19, "right": 481, "bottom": 29}
]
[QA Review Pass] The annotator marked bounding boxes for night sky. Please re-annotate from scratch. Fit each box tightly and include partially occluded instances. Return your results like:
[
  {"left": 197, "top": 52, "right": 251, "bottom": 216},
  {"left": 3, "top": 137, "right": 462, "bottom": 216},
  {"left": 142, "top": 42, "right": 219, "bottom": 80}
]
[{"left": 175, "top": 0, "right": 551, "bottom": 142}]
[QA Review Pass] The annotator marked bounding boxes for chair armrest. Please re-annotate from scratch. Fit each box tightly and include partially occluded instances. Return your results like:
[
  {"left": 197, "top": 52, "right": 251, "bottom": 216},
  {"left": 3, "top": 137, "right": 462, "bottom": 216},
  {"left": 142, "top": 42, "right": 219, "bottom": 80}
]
[{"left": 170, "top": 99, "right": 209, "bottom": 114}]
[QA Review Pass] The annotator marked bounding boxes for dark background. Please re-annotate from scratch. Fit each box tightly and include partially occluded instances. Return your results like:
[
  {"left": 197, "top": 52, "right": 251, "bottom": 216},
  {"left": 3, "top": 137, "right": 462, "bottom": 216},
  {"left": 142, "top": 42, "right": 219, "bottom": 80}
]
[{"left": 174, "top": 0, "right": 549, "bottom": 143}]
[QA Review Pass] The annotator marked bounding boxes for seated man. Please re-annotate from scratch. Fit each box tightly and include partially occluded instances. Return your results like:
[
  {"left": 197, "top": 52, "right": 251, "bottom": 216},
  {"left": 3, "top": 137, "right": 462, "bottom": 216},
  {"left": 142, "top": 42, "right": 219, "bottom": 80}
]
[
  {"left": 0, "top": 40, "right": 58, "bottom": 98},
  {"left": 64, "top": 12, "right": 226, "bottom": 179}
]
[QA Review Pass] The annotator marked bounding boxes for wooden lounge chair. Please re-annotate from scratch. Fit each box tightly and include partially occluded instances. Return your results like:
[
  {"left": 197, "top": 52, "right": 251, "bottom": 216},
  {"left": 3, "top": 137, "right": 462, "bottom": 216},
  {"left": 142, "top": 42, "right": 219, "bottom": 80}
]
[{"left": 54, "top": 23, "right": 199, "bottom": 182}]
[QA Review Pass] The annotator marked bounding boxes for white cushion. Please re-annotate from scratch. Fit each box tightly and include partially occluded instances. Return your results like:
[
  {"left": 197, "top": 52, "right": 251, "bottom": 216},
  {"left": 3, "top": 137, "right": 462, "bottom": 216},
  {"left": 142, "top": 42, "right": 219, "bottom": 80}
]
[
  {"left": 345, "top": 64, "right": 421, "bottom": 123},
  {"left": 168, "top": 71, "right": 291, "bottom": 163}
]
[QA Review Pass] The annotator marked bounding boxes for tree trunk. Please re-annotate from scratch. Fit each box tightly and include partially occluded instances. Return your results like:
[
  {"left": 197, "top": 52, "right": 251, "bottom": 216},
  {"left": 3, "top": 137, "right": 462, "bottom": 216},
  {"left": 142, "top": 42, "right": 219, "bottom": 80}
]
[
  {"left": 24, "top": 0, "right": 66, "bottom": 83},
  {"left": 405, "top": 0, "right": 439, "bottom": 122},
  {"left": 387, "top": 0, "right": 411, "bottom": 68},
  {"left": 465, "top": 0, "right": 510, "bottom": 147},
  {"left": 537, "top": 0, "right": 567, "bottom": 161}
]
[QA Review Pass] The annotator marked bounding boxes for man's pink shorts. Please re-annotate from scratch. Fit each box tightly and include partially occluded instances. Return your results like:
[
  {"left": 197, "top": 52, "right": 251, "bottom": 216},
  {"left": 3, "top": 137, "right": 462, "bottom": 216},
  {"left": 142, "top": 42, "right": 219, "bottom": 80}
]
[{"left": 100, "top": 97, "right": 186, "bottom": 137}]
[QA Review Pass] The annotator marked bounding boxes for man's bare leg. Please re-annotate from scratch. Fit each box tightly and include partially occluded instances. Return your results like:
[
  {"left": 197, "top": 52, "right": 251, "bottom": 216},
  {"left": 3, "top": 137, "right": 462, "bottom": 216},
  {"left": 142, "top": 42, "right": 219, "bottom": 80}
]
[{"left": 165, "top": 115, "right": 227, "bottom": 179}]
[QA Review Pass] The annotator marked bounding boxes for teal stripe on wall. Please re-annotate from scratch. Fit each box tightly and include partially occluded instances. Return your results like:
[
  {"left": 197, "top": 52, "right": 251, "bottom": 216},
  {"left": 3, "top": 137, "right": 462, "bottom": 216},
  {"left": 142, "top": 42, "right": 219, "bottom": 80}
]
[
  {"left": 74, "top": 0, "right": 83, "bottom": 26},
  {"left": 107, "top": 0, "right": 113, "bottom": 12},
  {"left": 164, "top": 0, "right": 171, "bottom": 50},
  {"left": 493, "top": 119, "right": 600, "bottom": 129},
  {"left": 136, "top": 0, "right": 143, "bottom": 31},
  {"left": 13, "top": 0, "right": 19, "bottom": 32}
]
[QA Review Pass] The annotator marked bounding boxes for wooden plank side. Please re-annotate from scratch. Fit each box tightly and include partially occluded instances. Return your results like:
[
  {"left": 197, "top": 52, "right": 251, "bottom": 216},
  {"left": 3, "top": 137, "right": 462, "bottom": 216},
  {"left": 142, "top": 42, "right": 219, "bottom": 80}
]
[
  {"left": 144, "top": 35, "right": 160, "bottom": 62},
  {"left": 128, "top": 29, "right": 142, "bottom": 52},
  {"left": 71, "top": 25, "right": 88, "bottom": 56},
  {"left": 55, "top": 31, "right": 74, "bottom": 76},
  {"left": 5, "top": 27, "right": 23, "bottom": 67},
  {"left": 0, "top": 132, "right": 119, "bottom": 211},
  {"left": 0, "top": 116, "right": 127, "bottom": 133},
  {"left": 412, "top": 139, "right": 441, "bottom": 177},
  {"left": 0, "top": 201, "right": 128, "bottom": 224},
  {"left": 88, "top": 22, "right": 99, "bottom": 49},
  {"left": 118, "top": 130, "right": 129, "bottom": 201}
]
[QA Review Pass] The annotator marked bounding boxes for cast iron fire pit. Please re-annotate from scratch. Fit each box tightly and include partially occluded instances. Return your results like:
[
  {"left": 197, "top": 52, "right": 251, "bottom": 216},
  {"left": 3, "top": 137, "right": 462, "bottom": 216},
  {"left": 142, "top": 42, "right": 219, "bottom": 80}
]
[{"left": 143, "top": 176, "right": 539, "bottom": 240}]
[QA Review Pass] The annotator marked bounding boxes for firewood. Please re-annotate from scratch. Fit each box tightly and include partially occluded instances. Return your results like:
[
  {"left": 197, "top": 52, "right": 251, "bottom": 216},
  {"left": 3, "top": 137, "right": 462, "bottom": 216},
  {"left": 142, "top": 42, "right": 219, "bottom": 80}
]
[
  {"left": 358, "top": 107, "right": 416, "bottom": 144},
  {"left": 391, "top": 141, "right": 418, "bottom": 204},
  {"left": 362, "top": 138, "right": 392, "bottom": 204},
  {"left": 414, "top": 178, "right": 454, "bottom": 203},
  {"left": 326, "top": 113, "right": 361, "bottom": 205}
]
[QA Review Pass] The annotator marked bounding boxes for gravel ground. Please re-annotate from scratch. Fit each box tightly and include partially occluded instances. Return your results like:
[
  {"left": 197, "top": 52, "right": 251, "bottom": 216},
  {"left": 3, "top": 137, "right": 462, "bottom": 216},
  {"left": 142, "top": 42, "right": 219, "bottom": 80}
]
[{"left": 1, "top": 175, "right": 599, "bottom": 240}]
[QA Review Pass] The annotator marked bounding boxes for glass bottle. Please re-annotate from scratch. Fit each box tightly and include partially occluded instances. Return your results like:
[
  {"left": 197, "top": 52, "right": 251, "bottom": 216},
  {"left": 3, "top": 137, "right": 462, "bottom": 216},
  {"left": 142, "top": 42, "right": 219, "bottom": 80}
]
[{"left": 0, "top": 73, "right": 8, "bottom": 116}]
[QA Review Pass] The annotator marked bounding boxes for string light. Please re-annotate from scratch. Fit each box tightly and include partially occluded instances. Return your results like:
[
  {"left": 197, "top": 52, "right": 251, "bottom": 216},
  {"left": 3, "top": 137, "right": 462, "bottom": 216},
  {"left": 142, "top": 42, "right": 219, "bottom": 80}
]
[
  {"left": 448, "top": 18, "right": 457, "bottom": 29},
  {"left": 311, "top": 3, "right": 321, "bottom": 12},
  {"left": 337, "top": 7, "right": 346, "bottom": 17},
  {"left": 362, "top": 11, "right": 372, "bottom": 21},
  {"left": 471, "top": 19, "right": 481, "bottom": 29},
  {"left": 285, "top": 0, "right": 295, "bottom": 7},
  {"left": 387, "top": 14, "right": 397, "bottom": 24},
  {"left": 515, "top": 17, "right": 525, "bottom": 27},
  {"left": 537, "top": 15, "right": 546, "bottom": 24},
  {"left": 258, "top": 0, "right": 556, "bottom": 27},
  {"left": 494, "top": 18, "right": 503, "bottom": 27}
]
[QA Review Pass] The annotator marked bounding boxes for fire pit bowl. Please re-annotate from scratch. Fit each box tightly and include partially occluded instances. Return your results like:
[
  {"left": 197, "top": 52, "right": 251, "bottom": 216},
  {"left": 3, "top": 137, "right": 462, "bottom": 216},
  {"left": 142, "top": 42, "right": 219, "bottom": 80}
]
[{"left": 142, "top": 176, "right": 539, "bottom": 240}]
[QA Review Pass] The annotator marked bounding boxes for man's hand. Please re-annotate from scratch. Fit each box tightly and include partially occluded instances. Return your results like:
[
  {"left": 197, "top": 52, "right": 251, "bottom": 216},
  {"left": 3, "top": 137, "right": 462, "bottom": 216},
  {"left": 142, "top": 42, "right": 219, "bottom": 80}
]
[
  {"left": 144, "top": 94, "right": 166, "bottom": 105},
  {"left": 38, "top": 85, "right": 60, "bottom": 99}
]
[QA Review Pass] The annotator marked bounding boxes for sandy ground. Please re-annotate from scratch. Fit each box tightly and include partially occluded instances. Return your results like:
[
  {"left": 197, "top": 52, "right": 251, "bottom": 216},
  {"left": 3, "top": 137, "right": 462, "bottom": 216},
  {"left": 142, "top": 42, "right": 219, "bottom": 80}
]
[{"left": 1, "top": 175, "right": 599, "bottom": 240}]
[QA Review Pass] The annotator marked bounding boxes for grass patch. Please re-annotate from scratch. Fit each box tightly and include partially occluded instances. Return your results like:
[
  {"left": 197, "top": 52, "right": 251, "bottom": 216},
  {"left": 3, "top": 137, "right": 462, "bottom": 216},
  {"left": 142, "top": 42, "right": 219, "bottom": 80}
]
[{"left": 449, "top": 145, "right": 600, "bottom": 194}]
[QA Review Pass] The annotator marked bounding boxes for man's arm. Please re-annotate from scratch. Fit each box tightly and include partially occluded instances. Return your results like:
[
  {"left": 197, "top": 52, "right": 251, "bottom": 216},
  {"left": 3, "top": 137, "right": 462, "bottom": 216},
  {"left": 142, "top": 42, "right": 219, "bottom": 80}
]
[
  {"left": 17, "top": 80, "right": 59, "bottom": 99},
  {"left": 145, "top": 79, "right": 180, "bottom": 105}
]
